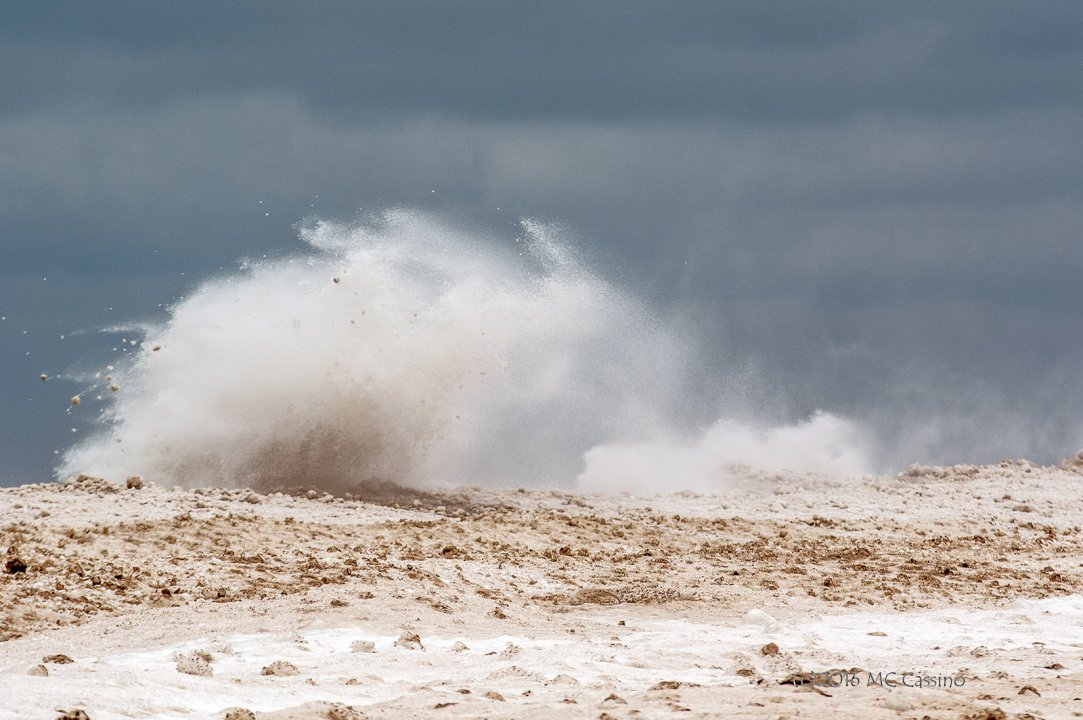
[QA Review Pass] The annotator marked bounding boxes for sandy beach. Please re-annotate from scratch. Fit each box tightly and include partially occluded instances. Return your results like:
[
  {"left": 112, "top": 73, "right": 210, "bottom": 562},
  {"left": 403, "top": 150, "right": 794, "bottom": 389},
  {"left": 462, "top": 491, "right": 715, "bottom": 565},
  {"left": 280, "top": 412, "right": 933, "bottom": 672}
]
[{"left": 2, "top": 460, "right": 1082, "bottom": 719}]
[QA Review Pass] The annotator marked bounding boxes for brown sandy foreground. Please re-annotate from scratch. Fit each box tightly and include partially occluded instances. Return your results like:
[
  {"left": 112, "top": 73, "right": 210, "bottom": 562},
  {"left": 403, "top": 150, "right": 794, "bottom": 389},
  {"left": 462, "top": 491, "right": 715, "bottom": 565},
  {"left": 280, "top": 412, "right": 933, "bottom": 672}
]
[{"left": 3, "top": 459, "right": 1083, "bottom": 719}]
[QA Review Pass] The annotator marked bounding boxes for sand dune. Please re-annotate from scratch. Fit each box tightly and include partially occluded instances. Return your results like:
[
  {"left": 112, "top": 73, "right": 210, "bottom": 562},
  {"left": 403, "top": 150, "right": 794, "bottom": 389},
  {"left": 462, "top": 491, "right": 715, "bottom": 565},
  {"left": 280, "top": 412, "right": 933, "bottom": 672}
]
[{"left": 3, "top": 460, "right": 1082, "bottom": 718}]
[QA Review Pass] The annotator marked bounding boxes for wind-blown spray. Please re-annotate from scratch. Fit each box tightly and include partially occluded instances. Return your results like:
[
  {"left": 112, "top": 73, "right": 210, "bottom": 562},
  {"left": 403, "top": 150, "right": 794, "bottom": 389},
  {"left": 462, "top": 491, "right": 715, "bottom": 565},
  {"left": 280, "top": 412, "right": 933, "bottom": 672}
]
[{"left": 60, "top": 209, "right": 872, "bottom": 492}]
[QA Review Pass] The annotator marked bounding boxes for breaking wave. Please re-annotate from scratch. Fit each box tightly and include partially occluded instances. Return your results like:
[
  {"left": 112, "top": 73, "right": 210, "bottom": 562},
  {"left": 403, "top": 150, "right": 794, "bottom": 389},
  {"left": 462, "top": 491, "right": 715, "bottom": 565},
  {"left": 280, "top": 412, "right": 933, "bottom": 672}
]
[{"left": 59, "top": 209, "right": 872, "bottom": 493}]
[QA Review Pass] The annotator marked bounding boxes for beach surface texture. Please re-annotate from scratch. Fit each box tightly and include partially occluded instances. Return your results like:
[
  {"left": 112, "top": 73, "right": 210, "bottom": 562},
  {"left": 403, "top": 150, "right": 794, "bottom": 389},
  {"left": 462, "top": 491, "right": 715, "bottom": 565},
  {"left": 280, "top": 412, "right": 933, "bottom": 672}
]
[{"left": 3, "top": 459, "right": 1082, "bottom": 719}]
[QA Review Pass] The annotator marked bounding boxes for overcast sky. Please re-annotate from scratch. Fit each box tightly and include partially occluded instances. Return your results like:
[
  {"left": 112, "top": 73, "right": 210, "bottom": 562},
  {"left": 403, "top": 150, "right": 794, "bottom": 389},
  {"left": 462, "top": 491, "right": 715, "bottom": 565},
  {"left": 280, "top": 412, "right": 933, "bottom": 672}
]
[{"left": 2, "top": 1, "right": 1082, "bottom": 484}]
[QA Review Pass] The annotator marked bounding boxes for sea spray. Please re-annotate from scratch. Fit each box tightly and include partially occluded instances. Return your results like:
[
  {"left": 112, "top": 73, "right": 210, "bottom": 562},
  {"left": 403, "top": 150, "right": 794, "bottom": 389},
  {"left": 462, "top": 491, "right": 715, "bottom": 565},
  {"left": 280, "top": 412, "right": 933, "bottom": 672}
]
[
  {"left": 59, "top": 209, "right": 872, "bottom": 492},
  {"left": 577, "top": 411, "right": 873, "bottom": 494},
  {"left": 59, "top": 211, "right": 682, "bottom": 488}
]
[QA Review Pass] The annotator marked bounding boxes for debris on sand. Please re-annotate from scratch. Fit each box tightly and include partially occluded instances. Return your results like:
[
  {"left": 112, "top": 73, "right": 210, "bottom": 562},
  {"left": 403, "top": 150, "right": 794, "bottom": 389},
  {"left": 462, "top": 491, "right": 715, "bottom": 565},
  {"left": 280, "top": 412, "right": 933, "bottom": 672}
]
[
  {"left": 261, "top": 660, "right": 300, "bottom": 676},
  {"left": 650, "top": 680, "right": 700, "bottom": 691},
  {"left": 223, "top": 710, "right": 255, "bottom": 720},
  {"left": 63, "top": 474, "right": 119, "bottom": 494},
  {"left": 56, "top": 711, "right": 90, "bottom": 720},
  {"left": 350, "top": 640, "right": 376, "bottom": 653},
  {"left": 43, "top": 654, "right": 74, "bottom": 664},
  {"left": 173, "top": 650, "right": 214, "bottom": 677},
  {"left": 394, "top": 631, "right": 423, "bottom": 650},
  {"left": 963, "top": 710, "right": 1006, "bottom": 720},
  {"left": 4, "top": 557, "right": 27, "bottom": 574},
  {"left": 325, "top": 704, "right": 365, "bottom": 720},
  {"left": 28, "top": 664, "right": 48, "bottom": 676},
  {"left": 567, "top": 588, "right": 619, "bottom": 605}
]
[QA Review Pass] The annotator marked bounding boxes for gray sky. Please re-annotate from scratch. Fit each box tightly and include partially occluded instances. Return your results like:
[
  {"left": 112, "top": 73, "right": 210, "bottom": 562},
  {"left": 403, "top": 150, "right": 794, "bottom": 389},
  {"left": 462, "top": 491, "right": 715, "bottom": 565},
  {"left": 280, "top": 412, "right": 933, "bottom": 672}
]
[{"left": 2, "top": 1, "right": 1082, "bottom": 484}]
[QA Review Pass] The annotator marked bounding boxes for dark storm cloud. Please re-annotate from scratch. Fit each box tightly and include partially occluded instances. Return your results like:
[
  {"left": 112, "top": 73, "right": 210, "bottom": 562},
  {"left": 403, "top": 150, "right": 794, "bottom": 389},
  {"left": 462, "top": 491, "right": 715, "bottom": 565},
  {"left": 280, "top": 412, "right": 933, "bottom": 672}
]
[
  {"left": 3, "top": 2, "right": 1081, "bottom": 122},
  {"left": 2, "top": 2, "right": 1083, "bottom": 483}
]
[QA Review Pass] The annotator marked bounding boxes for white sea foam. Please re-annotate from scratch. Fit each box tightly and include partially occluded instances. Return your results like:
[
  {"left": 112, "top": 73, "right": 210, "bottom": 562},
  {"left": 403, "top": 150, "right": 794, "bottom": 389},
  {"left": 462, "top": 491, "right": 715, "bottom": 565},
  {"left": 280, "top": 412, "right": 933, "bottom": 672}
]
[{"left": 59, "top": 209, "right": 872, "bottom": 491}]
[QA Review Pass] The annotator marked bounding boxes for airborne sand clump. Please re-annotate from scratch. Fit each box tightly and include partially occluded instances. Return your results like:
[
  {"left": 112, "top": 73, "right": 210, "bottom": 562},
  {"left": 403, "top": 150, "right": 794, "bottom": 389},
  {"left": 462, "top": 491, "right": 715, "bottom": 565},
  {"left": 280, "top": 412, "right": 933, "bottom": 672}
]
[{"left": 2, "top": 460, "right": 1082, "bottom": 718}]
